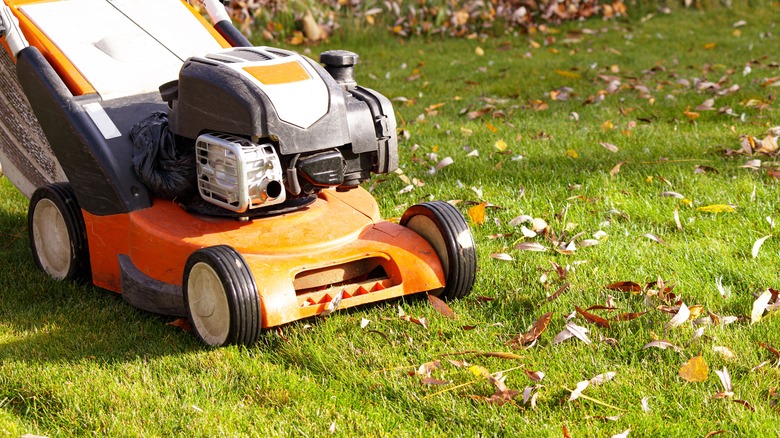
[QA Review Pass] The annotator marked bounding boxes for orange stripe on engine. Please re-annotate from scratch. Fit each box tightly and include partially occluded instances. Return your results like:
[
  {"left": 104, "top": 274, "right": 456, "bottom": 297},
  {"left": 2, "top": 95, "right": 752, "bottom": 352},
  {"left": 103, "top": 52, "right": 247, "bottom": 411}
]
[{"left": 243, "top": 61, "right": 310, "bottom": 85}]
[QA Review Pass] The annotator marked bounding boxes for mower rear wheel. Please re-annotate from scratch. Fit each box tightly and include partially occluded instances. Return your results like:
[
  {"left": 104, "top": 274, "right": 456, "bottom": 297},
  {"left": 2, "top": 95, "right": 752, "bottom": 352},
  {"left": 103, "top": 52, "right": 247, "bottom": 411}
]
[
  {"left": 28, "top": 183, "right": 91, "bottom": 282},
  {"left": 183, "top": 245, "right": 261, "bottom": 347},
  {"left": 400, "top": 201, "right": 476, "bottom": 300}
]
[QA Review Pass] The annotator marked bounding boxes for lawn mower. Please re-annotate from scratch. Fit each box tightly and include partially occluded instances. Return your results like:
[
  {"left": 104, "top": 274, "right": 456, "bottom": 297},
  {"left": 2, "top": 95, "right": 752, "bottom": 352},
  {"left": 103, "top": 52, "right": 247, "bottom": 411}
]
[{"left": 0, "top": 0, "right": 476, "bottom": 346}]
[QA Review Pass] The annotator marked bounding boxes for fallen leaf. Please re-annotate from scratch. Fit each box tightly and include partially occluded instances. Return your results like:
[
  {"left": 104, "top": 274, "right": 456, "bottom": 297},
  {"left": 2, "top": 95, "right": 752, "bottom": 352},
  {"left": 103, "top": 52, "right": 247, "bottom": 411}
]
[
  {"left": 525, "top": 369, "right": 546, "bottom": 382},
  {"left": 752, "top": 235, "right": 771, "bottom": 258},
  {"left": 421, "top": 377, "right": 450, "bottom": 385},
  {"left": 665, "top": 302, "right": 691, "bottom": 330},
  {"left": 475, "top": 46, "right": 485, "bottom": 56},
  {"left": 494, "top": 139, "right": 508, "bottom": 152},
  {"left": 515, "top": 242, "right": 548, "bottom": 252},
  {"left": 600, "top": 142, "right": 619, "bottom": 153},
  {"left": 732, "top": 399, "right": 755, "bottom": 412},
  {"left": 752, "top": 289, "right": 772, "bottom": 324},
  {"left": 715, "top": 367, "right": 733, "bottom": 393},
  {"left": 758, "top": 342, "right": 780, "bottom": 358},
  {"left": 660, "top": 191, "right": 685, "bottom": 199},
  {"left": 679, "top": 355, "right": 709, "bottom": 382},
  {"left": 564, "top": 321, "right": 592, "bottom": 344},
  {"left": 713, "top": 346, "right": 735, "bottom": 360},
  {"left": 511, "top": 312, "right": 553, "bottom": 346},
  {"left": 612, "top": 429, "right": 631, "bottom": 438},
  {"left": 569, "top": 380, "right": 590, "bottom": 401},
  {"left": 360, "top": 318, "right": 371, "bottom": 329},
  {"left": 490, "top": 253, "right": 514, "bottom": 261},
  {"left": 428, "top": 294, "right": 455, "bottom": 319},
  {"left": 417, "top": 360, "right": 442, "bottom": 375},
  {"left": 606, "top": 281, "right": 642, "bottom": 292},
  {"left": 613, "top": 311, "right": 649, "bottom": 322},
  {"left": 468, "top": 202, "right": 486, "bottom": 225},
  {"left": 590, "top": 372, "right": 616, "bottom": 386},
  {"left": 643, "top": 340, "right": 682, "bottom": 352},
  {"left": 167, "top": 318, "right": 192, "bottom": 332},
  {"left": 576, "top": 306, "right": 610, "bottom": 328},
  {"left": 610, "top": 162, "right": 624, "bottom": 178},
  {"left": 566, "top": 149, "right": 579, "bottom": 159},
  {"left": 544, "top": 283, "right": 569, "bottom": 304},
  {"left": 642, "top": 233, "right": 666, "bottom": 245},
  {"left": 696, "top": 204, "right": 736, "bottom": 213},
  {"left": 641, "top": 396, "right": 654, "bottom": 412}
]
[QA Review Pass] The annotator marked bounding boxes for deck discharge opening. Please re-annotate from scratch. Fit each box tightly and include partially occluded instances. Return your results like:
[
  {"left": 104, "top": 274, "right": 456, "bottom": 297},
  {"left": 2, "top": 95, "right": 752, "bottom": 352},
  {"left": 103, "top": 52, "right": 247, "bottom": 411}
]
[{"left": 293, "top": 257, "right": 394, "bottom": 296}]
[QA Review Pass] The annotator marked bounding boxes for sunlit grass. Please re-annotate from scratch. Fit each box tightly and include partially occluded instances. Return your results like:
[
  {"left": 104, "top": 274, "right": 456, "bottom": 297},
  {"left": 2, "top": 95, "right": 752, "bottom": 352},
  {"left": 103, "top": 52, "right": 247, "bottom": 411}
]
[{"left": 1, "top": 5, "right": 779, "bottom": 436}]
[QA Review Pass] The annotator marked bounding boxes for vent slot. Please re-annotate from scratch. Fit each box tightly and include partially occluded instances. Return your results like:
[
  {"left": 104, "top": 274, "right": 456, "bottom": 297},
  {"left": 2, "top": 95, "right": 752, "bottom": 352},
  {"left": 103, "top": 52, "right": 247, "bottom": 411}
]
[{"left": 294, "top": 257, "right": 399, "bottom": 307}]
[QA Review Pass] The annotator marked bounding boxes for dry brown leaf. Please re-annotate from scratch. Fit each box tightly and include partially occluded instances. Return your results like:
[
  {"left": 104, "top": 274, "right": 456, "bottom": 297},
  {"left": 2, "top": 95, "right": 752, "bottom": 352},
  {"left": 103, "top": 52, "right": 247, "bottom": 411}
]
[
  {"left": 524, "top": 369, "right": 546, "bottom": 382},
  {"left": 512, "top": 312, "right": 553, "bottom": 346},
  {"left": 610, "top": 162, "right": 624, "bottom": 178},
  {"left": 606, "top": 281, "right": 642, "bottom": 292},
  {"left": 642, "top": 233, "right": 666, "bottom": 245},
  {"left": 575, "top": 306, "right": 610, "bottom": 328},
  {"left": 543, "top": 283, "right": 570, "bottom": 304},
  {"left": 758, "top": 341, "right": 780, "bottom": 358},
  {"left": 167, "top": 318, "right": 192, "bottom": 332},
  {"left": 417, "top": 360, "right": 442, "bottom": 375},
  {"left": 679, "top": 355, "right": 709, "bottom": 382},
  {"left": 613, "top": 311, "right": 649, "bottom": 322},
  {"left": 428, "top": 294, "right": 455, "bottom": 319}
]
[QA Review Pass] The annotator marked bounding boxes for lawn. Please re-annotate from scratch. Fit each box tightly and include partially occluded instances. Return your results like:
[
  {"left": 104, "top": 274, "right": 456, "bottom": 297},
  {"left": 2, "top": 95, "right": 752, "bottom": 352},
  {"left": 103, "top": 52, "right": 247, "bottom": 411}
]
[{"left": 1, "top": 4, "right": 779, "bottom": 437}]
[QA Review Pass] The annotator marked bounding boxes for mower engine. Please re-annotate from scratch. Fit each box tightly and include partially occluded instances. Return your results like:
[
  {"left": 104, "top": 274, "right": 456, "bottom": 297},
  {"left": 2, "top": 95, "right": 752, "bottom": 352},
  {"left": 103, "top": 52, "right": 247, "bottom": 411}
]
[{"left": 163, "top": 47, "right": 397, "bottom": 214}]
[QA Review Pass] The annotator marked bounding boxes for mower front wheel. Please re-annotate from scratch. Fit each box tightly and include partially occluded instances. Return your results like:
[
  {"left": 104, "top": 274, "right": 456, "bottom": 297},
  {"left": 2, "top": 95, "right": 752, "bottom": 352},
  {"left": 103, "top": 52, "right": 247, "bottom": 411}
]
[
  {"left": 28, "top": 183, "right": 91, "bottom": 282},
  {"left": 400, "top": 201, "right": 476, "bottom": 300},
  {"left": 183, "top": 245, "right": 261, "bottom": 347}
]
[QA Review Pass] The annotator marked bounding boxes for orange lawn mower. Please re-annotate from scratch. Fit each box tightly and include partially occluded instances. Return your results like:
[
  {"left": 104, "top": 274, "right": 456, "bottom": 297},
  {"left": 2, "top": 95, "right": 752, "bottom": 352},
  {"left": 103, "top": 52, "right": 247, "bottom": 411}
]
[{"left": 0, "top": 0, "right": 476, "bottom": 346}]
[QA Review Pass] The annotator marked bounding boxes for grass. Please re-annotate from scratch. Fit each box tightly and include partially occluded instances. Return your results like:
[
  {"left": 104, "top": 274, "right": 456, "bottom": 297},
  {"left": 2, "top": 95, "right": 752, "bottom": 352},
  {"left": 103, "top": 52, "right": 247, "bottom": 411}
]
[{"left": 2, "top": 5, "right": 780, "bottom": 437}]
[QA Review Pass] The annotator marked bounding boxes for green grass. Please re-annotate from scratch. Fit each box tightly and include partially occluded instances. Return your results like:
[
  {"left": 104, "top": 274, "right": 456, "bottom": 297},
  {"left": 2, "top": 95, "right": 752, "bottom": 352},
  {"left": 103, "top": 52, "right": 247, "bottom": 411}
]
[{"left": 2, "top": 5, "right": 780, "bottom": 437}]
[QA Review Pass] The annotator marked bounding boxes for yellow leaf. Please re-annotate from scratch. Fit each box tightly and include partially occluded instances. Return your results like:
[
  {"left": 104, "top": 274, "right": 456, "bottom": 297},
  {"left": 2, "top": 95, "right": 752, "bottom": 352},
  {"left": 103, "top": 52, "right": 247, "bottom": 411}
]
[
  {"left": 366, "top": 15, "right": 375, "bottom": 25},
  {"left": 733, "top": 29, "right": 741, "bottom": 37},
  {"left": 684, "top": 108, "right": 700, "bottom": 120},
  {"left": 554, "top": 69, "right": 581, "bottom": 79},
  {"left": 289, "top": 32, "right": 304, "bottom": 45},
  {"left": 687, "top": 305, "right": 705, "bottom": 321},
  {"left": 566, "top": 149, "right": 579, "bottom": 159},
  {"left": 645, "top": 176, "right": 653, "bottom": 183},
  {"left": 468, "top": 202, "right": 486, "bottom": 225},
  {"left": 486, "top": 122, "right": 497, "bottom": 133},
  {"left": 469, "top": 365, "right": 491, "bottom": 378},
  {"left": 704, "top": 42, "right": 716, "bottom": 50},
  {"left": 494, "top": 139, "right": 507, "bottom": 152},
  {"left": 460, "top": 127, "right": 473, "bottom": 136},
  {"left": 682, "top": 198, "right": 692, "bottom": 206},
  {"left": 679, "top": 355, "right": 709, "bottom": 382},
  {"left": 432, "top": 144, "right": 439, "bottom": 153},
  {"left": 475, "top": 46, "right": 485, "bottom": 56},
  {"left": 601, "top": 120, "right": 614, "bottom": 131},
  {"left": 696, "top": 204, "right": 735, "bottom": 213},
  {"left": 529, "top": 40, "right": 541, "bottom": 49}
]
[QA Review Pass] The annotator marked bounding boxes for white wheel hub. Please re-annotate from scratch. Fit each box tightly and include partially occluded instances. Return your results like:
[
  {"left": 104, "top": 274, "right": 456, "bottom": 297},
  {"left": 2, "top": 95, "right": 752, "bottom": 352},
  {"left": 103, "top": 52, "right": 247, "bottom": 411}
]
[
  {"left": 32, "top": 198, "right": 71, "bottom": 279},
  {"left": 188, "top": 262, "right": 230, "bottom": 346}
]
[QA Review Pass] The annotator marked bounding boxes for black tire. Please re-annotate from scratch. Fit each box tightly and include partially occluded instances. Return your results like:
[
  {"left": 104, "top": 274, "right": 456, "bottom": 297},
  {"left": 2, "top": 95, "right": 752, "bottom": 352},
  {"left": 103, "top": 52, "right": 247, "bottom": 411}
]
[
  {"left": 183, "top": 245, "right": 261, "bottom": 347},
  {"left": 28, "top": 183, "right": 91, "bottom": 282},
  {"left": 400, "top": 201, "right": 476, "bottom": 300}
]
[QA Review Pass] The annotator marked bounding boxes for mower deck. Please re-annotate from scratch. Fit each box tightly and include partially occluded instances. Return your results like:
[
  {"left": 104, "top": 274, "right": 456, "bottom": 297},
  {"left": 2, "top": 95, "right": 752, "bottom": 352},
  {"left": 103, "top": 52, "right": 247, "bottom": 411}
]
[{"left": 87, "top": 187, "right": 445, "bottom": 327}]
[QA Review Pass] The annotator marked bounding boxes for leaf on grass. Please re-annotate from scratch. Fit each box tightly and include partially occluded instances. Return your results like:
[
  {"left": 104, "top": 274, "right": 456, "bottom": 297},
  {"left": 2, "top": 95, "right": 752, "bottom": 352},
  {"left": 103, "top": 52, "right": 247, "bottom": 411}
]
[
  {"left": 643, "top": 340, "right": 682, "bottom": 352},
  {"left": 613, "top": 311, "right": 649, "bottom": 322},
  {"left": 523, "top": 385, "right": 541, "bottom": 406},
  {"left": 642, "top": 233, "right": 666, "bottom": 245},
  {"left": 600, "top": 142, "right": 619, "bottom": 153},
  {"left": 417, "top": 360, "right": 442, "bottom": 375},
  {"left": 660, "top": 191, "right": 685, "bottom": 199},
  {"left": 421, "top": 377, "right": 451, "bottom": 385},
  {"left": 494, "top": 139, "right": 508, "bottom": 152},
  {"left": 665, "top": 302, "right": 691, "bottom": 330},
  {"left": 564, "top": 321, "right": 592, "bottom": 345},
  {"left": 509, "top": 215, "right": 533, "bottom": 226},
  {"left": 514, "top": 312, "right": 553, "bottom": 345},
  {"left": 715, "top": 367, "right": 733, "bottom": 394},
  {"left": 758, "top": 342, "right": 780, "bottom": 358},
  {"left": 752, "top": 235, "right": 771, "bottom": 258},
  {"left": 752, "top": 289, "right": 772, "bottom": 324},
  {"left": 525, "top": 369, "right": 546, "bottom": 382},
  {"left": 590, "top": 372, "right": 616, "bottom": 386},
  {"left": 679, "top": 355, "right": 709, "bottom": 382},
  {"left": 696, "top": 204, "right": 736, "bottom": 213},
  {"left": 515, "top": 242, "right": 548, "bottom": 252},
  {"left": 468, "top": 202, "right": 486, "bottom": 225},
  {"left": 569, "top": 380, "right": 590, "bottom": 401},
  {"left": 428, "top": 294, "right": 455, "bottom": 319},
  {"left": 704, "top": 431, "right": 727, "bottom": 438},
  {"left": 606, "top": 281, "right": 642, "bottom": 292},
  {"left": 490, "top": 253, "right": 514, "bottom": 261},
  {"left": 674, "top": 207, "right": 683, "bottom": 231},
  {"left": 469, "top": 365, "right": 491, "bottom": 378},
  {"left": 360, "top": 318, "right": 371, "bottom": 329},
  {"left": 732, "top": 399, "right": 755, "bottom": 412},
  {"left": 576, "top": 306, "right": 610, "bottom": 328},
  {"left": 544, "top": 283, "right": 569, "bottom": 304},
  {"left": 611, "top": 429, "right": 631, "bottom": 438},
  {"left": 641, "top": 396, "right": 654, "bottom": 412},
  {"left": 610, "top": 162, "right": 624, "bottom": 178},
  {"left": 167, "top": 318, "right": 192, "bottom": 332},
  {"left": 713, "top": 346, "right": 735, "bottom": 360}
]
